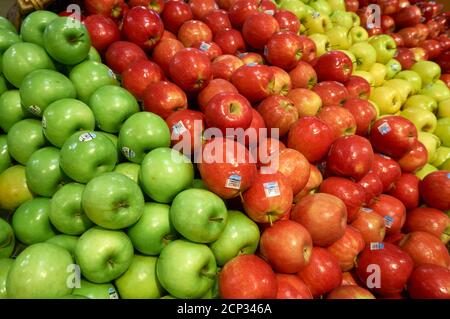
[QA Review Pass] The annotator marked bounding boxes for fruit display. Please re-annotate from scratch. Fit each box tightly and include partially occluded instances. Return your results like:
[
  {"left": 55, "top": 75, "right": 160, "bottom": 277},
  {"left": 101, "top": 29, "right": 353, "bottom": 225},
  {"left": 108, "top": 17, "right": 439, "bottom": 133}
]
[{"left": 0, "top": 0, "right": 449, "bottom": 301}]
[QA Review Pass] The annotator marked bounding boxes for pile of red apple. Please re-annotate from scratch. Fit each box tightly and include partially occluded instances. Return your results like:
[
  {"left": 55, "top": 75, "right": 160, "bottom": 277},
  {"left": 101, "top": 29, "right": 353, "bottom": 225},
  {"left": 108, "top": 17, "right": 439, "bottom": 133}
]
[{"left": 0, "top": 0, "right": 449, "bottom": 300}]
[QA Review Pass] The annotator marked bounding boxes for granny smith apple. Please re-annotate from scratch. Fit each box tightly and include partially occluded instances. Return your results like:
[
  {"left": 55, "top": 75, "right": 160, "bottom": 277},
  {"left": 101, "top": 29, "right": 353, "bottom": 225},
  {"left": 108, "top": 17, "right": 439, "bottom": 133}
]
[
  {"left": 439, "top": 158, "right": 450, "bottom": 171},
  {"left": 403, "top": 94, "right": 436, "bottom": 113},
  {"left": 326, "top": 0, "right": 346, "bottom": 11},
  {"left": 170, "top": 188, "right": 227, "bottom": 243},
  {"left": 25, "top": 146, "right": 68, "bottom": 197},
  {"left": 6, "top": 242, "right": 74, "bottom": 298},
  {"left": 369, "top": 34, "right": 397, "bottom": 64},
  {"left": 0, "top": 165, "right": 34, "bottom": 211},
  {"left": 352, "top": 70, "right": 375, "bottom": 87},
  {"left": 82, "top": 172, "right": 144, "bottom": 230},
  {"left": 156, "top": 239, "right": 217, "bottom": 299},
  {"left": 128, "top": 203, "right": 178, "bottom": 256},
  {"left": 192, "top": 178, "right": 207, "bottom": 189},
  {"left": 86, "top": 46, "right": 101, "bottom": 62},
  {"left": 0, "top": 218, "right": 14, "bottom": 258},
  {"left": 89, "top": 85, "right": 139, "bottom": 133},
  {"left": 2, "top": 42, "right": 55, "bottom": 88},
  {"left": 308, "top": 33, "right": 330, "bottom": 56},
  {"left": 7, "top": 119, "right": 46, "bottom": 165},
  {"left": 0, "top": 75, "right": 8, "bottom": 96},
  {"left": 0, "top": 29, "right": 21, "bottom": 54},
  {"left": 395, "top": 70, "right": 422, "bottom": 95},
  {"left": 326, "top": 26, "right": 352, "bottom": 50},
  {"left": 432, "top": 147, "right": 450, "bottom": 168},
  {"left": 411, "top": 61, "right": 441, "bottom": 85},
  {"left": 209, "top": 210, "right": 260, "bottom": 266},
  {"left": 140, "top": 147, "right": 194, "bottom": 203},
  {"left": 0, "top": 90, "right": 25, "bottom": 132},
  {"left": 349, "top": 42, "right": 377, "bottom": 71},
  {"left": 385, "top": 59, "right": 402, "bottom": 80},
  {"left": 434, "top": 117, "right": 450, "bottom": 147},
  {"left": 415, "top": 163, "right": 438, "bottom": 180},
  {"left": 305, "top": 12, "right": 333, "bottom": 35},
  {"left": 369, "top": 63, "right": 387, "bottom": 87},
  {"left": 60, "top": 131, "right": 118, "bottom": 183},
  {"left": 400, "top": 107, "right": 437, "bottom": 133},
  {"left": 0, "top": 258, "right": 13, "bottom": 298},
  {"left": 20, "top": 10, "right": 58, "bottom": 47},
  {"left": 72, "top": 279, "right": 119, "bottom": 299},
  {"left": 437, "top": 98, "right": 450, "bottom": 118},
  {"left": 42, "top": 98, "right": 95, "bottom": 148},
  {"left": 115, "top": 255, "right": 164, "bottom": 299},
  {"left": 69, "top": 60, "right": 118, "bottom": 103},
  {"left": 12, "top": 197, "right": 56, "bottom": 245},
  {"left": 20, "top": 69, "right": 76, "bottom": 117},
  {"left": 49, "top": 183, "right": 93, "bottom": 235},
  {"left": 420, "top": 80, "right": 450, "bottom": 103},
  {"left": 309, "top": 0, "right": 332, "bottom": 16},
  {"left": 349, "top": 26, "right": 369, "bottom": 43},
  {"left": 0, "top": 135, "right": 11, "bottom": 175},
  {"left": 384, "top": 79, "right": 413, "bottom": 104},
  {"left": 46, "top": 234, "right": 79, "bottom": 257},
  {"left": 75, "top": 227, "right": 134, "bottom": 283},
  {"left": 418, "top": 131, "right": 441, "bottom": 163},
  {"left": 113, "top": 163, "right": 140, "bottom": 183},
  {"left": 0, "top": 16, "right": 17, "bottom": 33},
  {"left": 278, "top": 0, "right": 308, "bottom": 19},
  {"left": 100, "top": 131, "right": 122, "bottom": 160},
  {"left": 330, "top": 10, "right": 354, "bottom": 30},
  {"left": 369, "top": 86, "right": 402, "bottom": 115},
  {"left": 43, "top": 17, "right": 91, "bottom": 65},
  {"left": 118, "top": 112, "right": 171, "bottom": 163}
]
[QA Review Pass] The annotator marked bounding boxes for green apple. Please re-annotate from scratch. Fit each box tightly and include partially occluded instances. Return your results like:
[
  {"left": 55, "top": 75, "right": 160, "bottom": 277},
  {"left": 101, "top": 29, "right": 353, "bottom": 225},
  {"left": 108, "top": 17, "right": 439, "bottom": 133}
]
[
  {"left": 0, "top": 218, "right": 14, "bottom": 258},
  {"left": 369, "top": 34, "right": 397, "bottom": 64},
  {"left": 420, "top": 80, "right": 450, "bottom": 103},
  {"left": 0, "top": 165, "right": 34, "bottom": 211},
  {"left": 42, "top": 98, "right": 95, "bottom": 148},
  {"left": 89, "top": 85, "right": 139, "bottom": 133},
  {"left": 20, "top": 69, "right": 76, "bottom": 117},
  {"left": 43, "top": 17, "right": 91, "bottom": 65},
  {"left": 0, "top": 16, "right": 17, "bottom": 33},
  {"left": 403, "top": 95, "right": 437, "bottom": 113},
  {"left": 0, "top": 90, "right": 25, "bottom": 132},
  {"left": 385, "top": 59, "right": 402, "bottom": 80},
  {"left": 25, "top": 147, "right": 68, "bottom": 197},
  {"left": 115, "top": 255, "right": 164, "bottom": 299},
  {"left": 72, "top": 279, "right": 119, "bottom": 299},
  {"left": 326, "top": 26, "right": 352, "bottom": 50},
  {"left": 415, "top": 163, "right": 438, "bottom": 180},
  {"left": 338, "top": 49, "right": 356, "bottom": 68},
  {"left": 383, "top": 79, "right": 413, "bottom": 104},
  {"left": 400, "top": 107, "right": 437, "bottom": 133},
  {"left": 86, "top": 46, "right": 101, "bottom": 62},
  {"left": 278, "top": 0, "right": 309, "bottom": 19},
  {"left": 394, "top": 70, "right": 422, "bottom": 95},
  {"left": 2, "top": 42, "right": 55, "bottom": 88},
  {"left": 82, "top": 172, "right": 144, "bottom": 230},
  {"left": 0, "top": 135, "right": 11, "bottom": 175},
  {"left": 308, "top": 33, "right": 330, "bottom": 56},
  {"left": 7, "top": 119, "right": 46, "bottom": 165},
  {"left": 369, "top": 100, "right": 380, "bottom": 118},
  {"left": 49, "top": 183, "right": 94, "bottom": 235},
  {"left": 369, "top": 63, "right": 387, "bottom": 87},
  {"left": 369, "top": 86, "right": 402, "bottom": 115},
  {"left": 418, "top": 131, "right": 441, "bottom": 163},
  {"left": 349, "top": 26, "right": 369, "bottom": 43},
  {"left": 113, "top": 163, "right": 140, "bottom": 183},
  {"left": 192, "top": 178, "right": 207, "bottom": 189},
  {"left": 0, "top": 29, "right": 21, "bottom": 54},
  {"left": 0, "top": 258, "right": 13, "bottom": 298},
  {"left": 437, "top": 98, "right": 450, "bottom": 118},
  {"left": 140, "top": 147, "right": 194, "bottom": 203},
  {"left": 411, "top": 61, "right": 441, "bottom": 85},
  {"left": 352, "top": 70, "right": 375, "bottom": 87},
  {"left": 305, "top": 12, "right": 333, "bottom": 35},
  {"left": 432, "top": 147, "right": 450, "bottom": 168},
  {"left": 46, "top": 234, "right": 79, "bottom": 257},
  {"left": 309, "top": 0, "right": 332, "bottom": 16},
  {"left": 209, "top": 210, "right": 260, "bottom": 266},
  {"left": 156, "top": 239, "right": 217, "bottom": 299},
  {"left": 127, "top": 203, "right": 177, "bottom": 256},
  {"left": 434, "top": 117, "right": 450, "bottom": 147},
  {"left": 75, "top": 227, "right": 134, "bottom": 283},
  {"left": 0, "top": 75, "right": 8, "bottom": 96},
  {"left": 60, "top": 131, "right": 117, "bottom": 183},
  {"left": 20, "top": 10, "right": 58, "bottom": 47},
  {"left": 330, "top": 10, "right": 354, "bottom": 29},
  {"left": 6, "top": 242, "right": 74, "bottom": 298},
  {"left": 439, "top": 158, "right": 450, "bottom": 171},
  {"left": 69, "top": 60, "right": 118, "bottom": 103},
  {"left": 170, "top": 188, "right": 227, "bottom": 243},
  {"left": 349, "top": 42, "right": 377, "bottom": 71},
  {"left": 12, "top": 197, "right": 56, "bottom": 245}
]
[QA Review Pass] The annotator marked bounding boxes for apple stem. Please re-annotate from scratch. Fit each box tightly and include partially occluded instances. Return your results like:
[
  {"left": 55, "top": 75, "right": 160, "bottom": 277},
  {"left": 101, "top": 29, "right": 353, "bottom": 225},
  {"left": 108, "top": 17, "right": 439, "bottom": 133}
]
[
  {"left": 239, "top": 192, "right": 244, "bottom": 203},
  {"left": 200, "top": 269, "right": 217, "bottom": 279},
  {"left": 209, "top": 217, "right": 224, "bottom": 222}
]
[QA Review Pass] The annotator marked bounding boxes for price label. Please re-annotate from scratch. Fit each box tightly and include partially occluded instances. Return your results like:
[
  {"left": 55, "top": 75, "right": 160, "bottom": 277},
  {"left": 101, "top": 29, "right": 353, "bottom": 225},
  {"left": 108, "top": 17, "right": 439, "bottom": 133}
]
[
  {"left": 391, "top": 63, "right": 400, "bottom": 72},
  {"left": 264, "top": 10, "right": 274, "bottom": 15},
  {"left": 361, "top": 207, "right": 373, "bottom": 213},
  {"left": 225, "top": 174, "right": 242, "bottom": 190},
  {"left": 172, "top": 121, "right": 188, "bottom": 138},
  {"left": 263, "top": 182, "right": 280, "bottom": 198},
  {"left": 108, "top": 287, "right": 119, "bottom": 299},
  {"left": 199, "top": 42, "right": 211, "bottom": 52},
  {"left": 28, "top": 105, "right": 41, "bottom": 116},
  {"left": 312, "top": 11, "right": 321, "bottom": 19},
  {"left": 377, "top": 122, "right": 391, "bottom": 135},
  {"left": 42, "top": 116, "right": 47, "bottom": 130},
  {"left": 384, "top": 215, "right": 394, "bottom": 229},
  {"left": 370, "top": 242, "right": 384, "bottom": 250},
  {"left": 79, "top": 132, "right": 96, "bottom": 142},
  {"left": 263, "top": 46, "right": 268, "bottom": 57},
  {"left": 246, "top": 62, "right": 258, "bottom": 67},
  {"left": 121, "top": 147, "right": 136, "bottom": 159}
]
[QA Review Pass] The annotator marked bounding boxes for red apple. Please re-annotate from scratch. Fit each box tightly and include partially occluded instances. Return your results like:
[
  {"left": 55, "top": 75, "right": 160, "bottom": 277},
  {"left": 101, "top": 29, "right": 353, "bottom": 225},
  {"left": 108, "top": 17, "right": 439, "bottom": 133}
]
[
  {"left": 343, "top": 98, "right": 376, "bottom": 136},
  {"left": 417, "top": 1, "right": 441, "bottom": 21},
  {"left": 400, "top": 231, "right": 450, "bottom": 268},
  {"left": 394, "top": 47, "right": 416, "bottom": 70},
  {"left": 274, "top": 10, "right": 300, "bottom": 34},
  {"left": 105, "top": 41, "right": 147, "bottom": 74},
  {"left": 214, "top": 28, "right": 246, "bottom": 54},
  {"left": 198, "top": 78, "right": 238, "bottom": 111},
  {"left": 270, "top": 66, "right": 292, "bottom": 96},
  {"left": 435, "top": 51, "right": 450, "bottom": 74},
  {"left": 410, "top": 46, "right": 429, "bottom": 62},
  {"left": 384, "top": 232, "right": 405, "bottom": 245},
  {"left": 211, "top": 54, "right": 244, "bottom": 81},
  {"left": 265, "top": 31, "right": 303, "bottom": 71},
  {"left": 83, "top": 15, "right": 120, "bottom": 53},
  {"left": 274, "top": 148, "right": 310, "bottom": 195},
  {"left": 256, "top": 137, "right": 285, "bottom": 168},
  {"left": 440, "top": 74, "right": 450, "bottom": 88},
  {"left": 216, "top": 0, "right": 236, "bottom": 10},
  {"left": 243, "top": 12, "right": 280, "bottom": 50},
  {"left": 344, "top": 76, "right": 371, "bottom": 100},
  {"left": 287, "top": 89, "right": 321, "bottom": 117},
  {"left": 219, "top": 254, "right": 277, "bottom": 299},
  {"left": 276, "top": 274, "right": 313, "bottom": 299},
  {"left": 369, "top": 194, "right": 406, "bottom": 236},
  {"left": 169, "top": 48, "right": 212, "bottom": 92},
  {"left": 315, "top": 51, "right": 353, "bottom": 83},
  {"left": 391, "top": 32, "right": 405, "bottom": 47},
  {"left": 317, "top": 106, "right": 357, "bottom": 139},
  {"left": 244, "top": 108, "right": 266, "bottom": 148},
  {"left": 289, "top": 61, "right": 318, "bottom": 89},
  {"left": 161, "top": 30, "right": 177, "bottom": 40},
  {"left": 345, "top": 0, "right": 359, "bottom": 12},
  {"left": 416, "top": 23, "right": 430, "bottom": 42},
  {"left": 378, "top": 0, "right": 399, "bottom": 15},
  {"left": 122, "top": 6, "right": 164, "bottom": 51},
  {"left": 151, "top": 38, "right": 184, "bottom": 76},
  {"left": 436, "top": 35, "right": 450, "bottom": 51},
  {"left": 313, "top": 81, "right": 349, "bottom": 107},
  {"left": 129, "top": 0, "right": 165, "bottom": 13},
  {"left": 203, "top": 9, "right": 232, "bottom": 35},
  {"left": 260, "top": 0, "right": 276, "bottom": 12},
  {"left": 358, "top": 172, "right": 384, "bottom": 205},
  {"left": 239, "top": 52, "right": 265, "bottom": 65},
  {"left": 85, "top": 0, "right": 128, "bottom": 22},
  {"left": 340, "top": 271, "right": 360, "bottom": 286},
  {"left": 370, "top": 153, "right": 402, "bottom": 192},
  {"left": 404, "top": 207, "right": 450, "bottom": 243},
  {"left": 327, "top": 226, "right": 365, "bottom": 272},
  {"left": 231, "top": 64, "right": 275, "bottom": 103},
  {"left": 298, "top": 35, "right": 317, "bottom": 64},
  {"left": 161, "top": 0, "right": 193, "bottom": 34},
  {"left": 143, "top": 81, "right": 187, "bottom": 119},
  {"left": 122, "top": 59, "right": 165, "bottom": 100},
  {"left": 257, "top": 95, "right": 298, "bottom": 137},
  {"left": 351, "top": 208, "right": 386, "bottom": 244},
  {"left": 166, "top": 109, "right": 205, "bottom": 155},
  {"left": 188, "top": 0, "right": 219, "bottom": 20},
  {"left": 177, "top": 20, "right": 213, "bottom": 47},
  {"left": 297, "top": 247, "right": 343, "bottom": 298},
  {"left": 327, "top": 285, "right": 375, "bottom": 299},
  {"left": 367, "top": 27, "right": 383, "bottom": 37},
  {"left": 398, "top": 27, "right": 421, "bottom": 48},
  {"left": 397, "top": 141, "right": 428, "bottom": 173},
  {"left": 388, "top": 173, "right": 419, "bottom": 210},
  {"left": 407, "top": 264, "right": 450, "bottom": 299},
  {"left": 395, "top": 5, "right": 422, "bottom": 29},
  {"left": 228, "top": 0, "right": 260, "bottom": 29},
  {"left": 420, "top": 171, "right": 450, "bottom": 211},
  {"left": 192, "top": 41, "right": 223, "bottom": 60}
]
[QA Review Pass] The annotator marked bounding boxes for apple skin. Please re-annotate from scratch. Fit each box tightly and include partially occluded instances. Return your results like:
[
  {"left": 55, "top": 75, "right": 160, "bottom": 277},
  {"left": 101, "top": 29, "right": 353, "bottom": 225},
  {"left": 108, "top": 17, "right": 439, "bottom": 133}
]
[
  {"left": 265, "top": 31, "right": 303, "bottom": 71},
  {"left": 351, "top": 208, "right": 386, "bottom": 244},
  {"left": 177, "top": 20, "right": 213, "bottom": 48},
  {"left": 203, "top": 9, "right": 232, "bottom": 35},
  {"left": 317, "top": 106, "right": 357, "bottom": 139},
  {"left": 327, "top": 285, "right": 375, "bottom": 299},
  {"left": 315, "top": 51, "right": 353, "bottom": 83},
  {"left": 44, "top": 233, "right": 77, "bottom": 258},
  {"left": 0, "top": 136, "right": 10, "bottom": 175},
  {"left": 20, "top": 10, "right": 58, "bottom": 47},
  {"left": 166, "top": 109, "right": 205, "bottom": 155},
  {"left": 228, "top": 0, "right": 261, "bottom": 29},
  {"left": 157, "top": 239, "right": 217, "bottom": 299},
  {"left": 297, "top": 247, "right": 343, "bottom": 298},
  {"left": 219, "top": 254, "right": 277, "bottom": 299},
  {"left": 313, "top": 81, "right": 349, "bottom": 107},
  {"left": 214, "top": 28, "right": 246, "bottom": 55},
  {"left": 162, "top": 0, "right": 193, "bottom": 33},
  {"left": 369, "top": 194, "right": 406, "bottom": 236},
  {"left": 257, "top": 95, "right": 298, "bottom": 137},
  {"left": 274, "top": 10, "right": 300, "bottom": 34},
  {"left": 122, "top": 59, "right": 165, "bottom": 101},
  {"left": 327, "top": 225, "right": 365, "bottom": 272},
  {"left": 198, "top": 78, "right": 238, "bottom": 112},
  {"left": 209, "top": 210, "right": 260, "bottom": 266},
  {"left": 420, "top": 171, "right": 450, "bottom": 211},
  {"left": 276, "top": 148, "right": 311, "bottom": 195},
  {"left": 0, "top": 165, "right": 34, "bottom": 211},
  {"left": 112, "top": 162, "right": 141, "bottom": 183},
  {"left": 242, "top": 12, "right": 279, "bottom": 50},
  {"left": 83, "top": 14, "right": 120, "bottom": 54},
  {"left": 388, "top": 173, "right": 419, "bottom": 210},
  {"left": 344, "top": 76, "right": 371, "bottom": 100},
  {"left": 291, "top": 193, "right": 347, "bottom": 247},
  {"left": 0, "top": 90, "right": 25, "bottom": 133},
  {"left": 211, "top": 54, "right": 243, "bottom": 81},
  {"left": 407, "top": 264, "right": 450, "bottom": 299},
  {"left": 231, "top": 64, "right": 275, "bottom": 103},
  {"left": 0, "top": 218, "right": 14, "bottom": 258},
  {"left": 404, "top": 207, "right": 450, "bottom": 244},
  {"left": 420, "top": 80, "right": 450, "bottom": 103},
  {"left": 289, "top": 61, "right": 318, "bottom": 90},
  {"left": 105, "top": 41, "right": 147, "bottom": 74},
  {"left": 397, "top": 141, "right": 428, "bottom": 173},
  {"left": 371, "top": 154, "right": 402, "bottom": 194},
  {"left": 6, "top": 243, "right": 74, "bottom": 298},
  {"left": 0, "top": 258, "right": 13, "bottom": 297},
  {"left": 287, "top": 88, "right": 322, "bottom": 117},
  {"left": 275, "top": 274, "right": 313, "bottom": 299},
  {"left": 343, "top": 98, "right": 376, "bottom": 136},
  {"left": 356, "top": 242, "right": 414, "bottom": 297},
  {"left": 71, "top": 279, "right": 117, "bottom": 299},
  {"left": 394, "top": 71, "right": 422, "bottom": 95},
  {"left": 404, "top": 94, "right": 437, "bottom": 114},
  {"left": 75, "top": 227, "right": 134, "bottom": 284},
  {"left": 434, "top": 118, "right": 450, "bottom": 148},
  {"left": 7, "top": 119, "right": 47, "bottom": 165}
]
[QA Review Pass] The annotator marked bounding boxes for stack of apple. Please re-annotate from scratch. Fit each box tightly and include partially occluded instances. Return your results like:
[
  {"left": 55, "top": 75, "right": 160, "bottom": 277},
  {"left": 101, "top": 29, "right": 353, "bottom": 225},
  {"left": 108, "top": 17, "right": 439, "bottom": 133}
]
[{"left": 0, "top": 0, "right": 449, "bottom": 300}]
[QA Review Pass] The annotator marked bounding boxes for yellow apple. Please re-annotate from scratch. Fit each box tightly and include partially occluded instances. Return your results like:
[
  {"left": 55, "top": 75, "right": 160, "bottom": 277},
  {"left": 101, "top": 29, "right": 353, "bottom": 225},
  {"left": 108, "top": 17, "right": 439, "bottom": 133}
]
[
  {"left": 369, "top": 63, "right": 387, "bottom": 87},
  {"left": 369, "top": 86, "right": 402, "bottom": 115},
  {"left": 0, "top": 165, "right": 34, "bottom": 211}
]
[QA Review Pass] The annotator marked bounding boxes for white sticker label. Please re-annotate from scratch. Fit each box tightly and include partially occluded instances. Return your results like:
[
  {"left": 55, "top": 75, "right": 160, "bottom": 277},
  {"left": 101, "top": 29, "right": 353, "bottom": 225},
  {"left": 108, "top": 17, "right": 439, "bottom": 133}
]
[
  {"left": 199, "top": 42, "right": 211, "bottom": 51},
  {"left": 391, "top": 63, "right": 400, "bottom": 72},
  {"left": 42, "top": 116, "right": 47, "bottom": 129},
  {"left": 264, "top": 10, "right": 274, "bottom": 15},
  {"left": 108, "top": 287, "right": 119, "bottom": 299},
  {"left": 378, "top": 122, "right": 391, "bottom": 135},
  {"left": 264, "top": 46, "right": 268, "bottom": 57},
  {"left": 263, "top": 182, "right": 280, "bottom": 198},
  {"left": 447, "top": 173, "right": 450, "bottom": 179},
  {"left": 361, "top": 207, "right": 373, "bottom": 213},
  {"left": 28, "top": 105, "right": 41, "bottom": 116},
  {"left": 79, "top": 132, "right": 96, "bottom": 142},
  {"left": 379, "top": 154, "right": 391, "bottom": 159},
  {"left": 384, "top": 215, "right": 394, "bottom": 228},
  {"left": 225, "top": 174, "right": 242, "bottom": 190},
  {"left": 171, "top": 121, "right": 188, "bottom": 138},
  {"left": 312, "top": 11, "right": 321, "bottom": 19},
  {"left": 246, "top": 62, "right": 258, "bottom": 67},
  {"left": 370, "top": 242, "right": 384, "bottom": 250},
  {"left": 121, "top": 147, "right": 136, "bottom": 159},
  {"left": 108, "top": 68, "right": 117, "bottom": 80}
]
